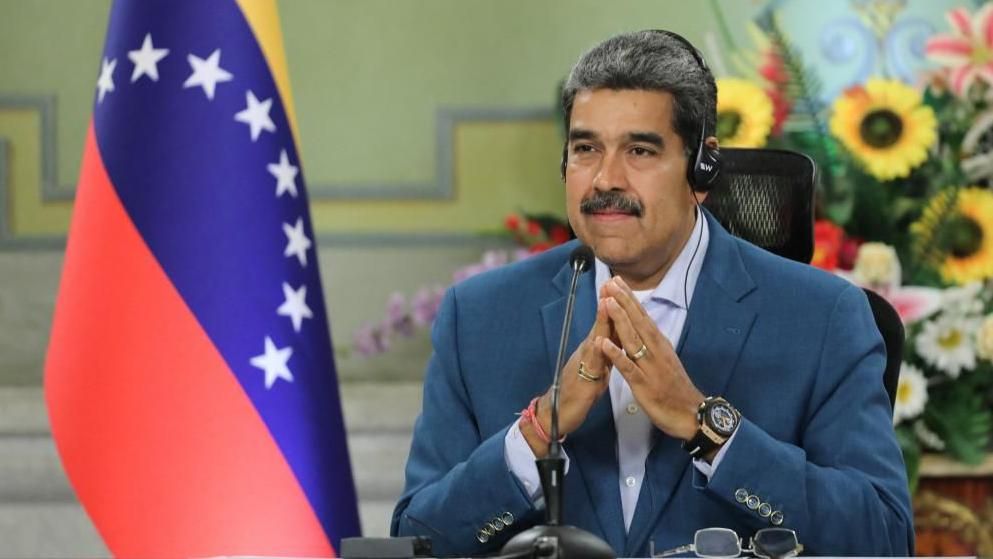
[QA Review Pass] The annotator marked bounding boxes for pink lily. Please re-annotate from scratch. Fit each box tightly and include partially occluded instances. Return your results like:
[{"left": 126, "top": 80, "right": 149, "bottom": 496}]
[{"left": 925, "top": 4, "right": 993, "bottom": 96}]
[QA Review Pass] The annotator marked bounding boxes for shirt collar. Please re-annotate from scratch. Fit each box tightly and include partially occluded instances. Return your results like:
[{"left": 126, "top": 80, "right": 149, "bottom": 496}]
[{"left": 593, "top": 206, "right": 710, "bottom": 309}]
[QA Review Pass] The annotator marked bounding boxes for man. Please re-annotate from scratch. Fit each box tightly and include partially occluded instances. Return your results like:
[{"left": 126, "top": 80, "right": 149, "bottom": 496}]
[{"left": 392, "top": 30, "right": 913, "bottom": 557}]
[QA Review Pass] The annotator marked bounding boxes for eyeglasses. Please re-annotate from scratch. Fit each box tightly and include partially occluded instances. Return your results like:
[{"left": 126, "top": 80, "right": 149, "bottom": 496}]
[{"left": 651, "top": 527, "right": 803, "bottom": 559}]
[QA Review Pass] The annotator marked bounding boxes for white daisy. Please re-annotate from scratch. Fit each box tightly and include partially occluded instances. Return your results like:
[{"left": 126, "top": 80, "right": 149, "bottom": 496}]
[
  {"left": 894, "top": 363, "right": 929, "bottom": 425},
  {"left": 940, "top": 282, "right": 984, "bottom": 317},
  {"left": 977, "top": 314, "right": 993, "bottom": 361},
  {"left": 915, "top": 316, "right": 979, "bottom": 378}
]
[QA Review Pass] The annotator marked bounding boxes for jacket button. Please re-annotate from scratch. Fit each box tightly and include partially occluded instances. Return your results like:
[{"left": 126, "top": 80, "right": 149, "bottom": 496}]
[
  {"left": 746, "top": 495, "right": 761, "bottom": 510},
  {"left": 734, "top": 489, "right": 749, "bottom": 503},
  {"left": 770, "top": 510, "right": 784, "bottom": 526},
  {"left": 758, "top": 502, "right": 772, "bottom": 517},
  {"left": 493, "top": 517, "right": 505, "bottom": 531},
  {"left": 502, "top": 512, "right": 515, "bottom": 525},
  {"left": 476, "top": 530, "right": 489, "bottom": 543}
]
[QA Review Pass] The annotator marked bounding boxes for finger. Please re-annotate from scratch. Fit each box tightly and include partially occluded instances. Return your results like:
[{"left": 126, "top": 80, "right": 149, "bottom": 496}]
[
  {"left": 576, "top": 306, "right": 609, "bottom": 373},
  {"left": 600, "top": 336, "right": 644, "bottom": 385},
  {"left": 605, "top": 277, "right": 655, "bottom": 331},
  {"left": 593, "top": 303, "right": 611, "bottom": 339},
  {"left": 594, "top": 296, "right": 622, "bottom": 345},
  {"left": 604, "top": 280, "right": 662, "bottom": 349},
  {"left": 603, "top": 296, "right": 647, "bottom": 356},
  {"left": 588, "top": 338, "right": 613, "bottom": 387}
]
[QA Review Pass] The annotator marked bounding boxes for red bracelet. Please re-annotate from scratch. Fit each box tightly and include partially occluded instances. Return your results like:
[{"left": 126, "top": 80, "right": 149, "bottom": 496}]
[{"left": 519, "top": 396, "right": 565, "bottom": 444}]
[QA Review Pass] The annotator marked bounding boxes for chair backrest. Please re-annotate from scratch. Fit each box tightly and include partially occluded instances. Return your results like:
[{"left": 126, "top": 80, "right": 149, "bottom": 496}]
[
  {"left": 703, "top": 147, "right": 899, "bottom": 411},
  {"left": 702, "top": 148, "right": 815, "bottom": 264},
  {"left": 862, "top": 288, "right": 903, "bottom": 412}
]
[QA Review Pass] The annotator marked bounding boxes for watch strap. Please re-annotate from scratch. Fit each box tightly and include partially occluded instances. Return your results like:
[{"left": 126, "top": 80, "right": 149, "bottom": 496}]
[{"left": 682, "top": 425, "right": 722, "bottom": 458}]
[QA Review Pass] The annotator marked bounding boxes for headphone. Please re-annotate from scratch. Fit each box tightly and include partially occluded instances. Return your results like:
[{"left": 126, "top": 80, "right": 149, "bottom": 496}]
[{"left": 560, "top": 29, "right": 721, "bottom": 193}]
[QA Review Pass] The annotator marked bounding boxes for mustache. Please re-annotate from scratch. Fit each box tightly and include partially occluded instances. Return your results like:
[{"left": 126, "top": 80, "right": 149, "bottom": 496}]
[{"left": 579, "top": 190, "right": 644, "bottom": 217}]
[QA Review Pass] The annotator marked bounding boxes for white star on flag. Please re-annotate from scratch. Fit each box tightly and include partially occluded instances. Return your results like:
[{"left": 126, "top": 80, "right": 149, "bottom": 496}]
[
  {"left": 283, "top": 217, "right": 312, "bottom": 267},
  {"left": 128, "top": 33, "right": 169, "bottom": 82},
  {"left": 277, "top": 282, "right": 313, "bottom": 332},
  {"left": 249, "top": 336, "right": 294, "bottom": 389},
  {"left": 234, "top": 90, "right": 276, "bottom": 141},
  {"left": 96, "top": 57, "right": 117, "bottom": 103},
  {"left": 183, "top": 49, "right": 233, "bottom": 100},
  {"left": 267, "top": 149, "right": 299, "bottom": 198}
]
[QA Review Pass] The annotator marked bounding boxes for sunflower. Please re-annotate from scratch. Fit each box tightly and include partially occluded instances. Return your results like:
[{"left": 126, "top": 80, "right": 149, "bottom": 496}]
[
  {"left": 715, "top": 78, "right": 774, "bottom": 148},
  {"left": 829, "top": 78, "right": 937, "bottom": 181},
  {"left": 912, "top": 187, "right": 993, "bottom": 285}
]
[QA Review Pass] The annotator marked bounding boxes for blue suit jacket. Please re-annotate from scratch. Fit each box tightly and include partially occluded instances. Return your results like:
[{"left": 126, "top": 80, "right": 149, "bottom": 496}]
[{"left": 392, "top": 211, "right": 913, "bottom": 557}]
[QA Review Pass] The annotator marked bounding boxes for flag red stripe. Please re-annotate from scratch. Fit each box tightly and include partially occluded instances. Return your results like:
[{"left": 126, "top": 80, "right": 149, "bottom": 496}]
[{"left": 45, "top": 123, "right": 336, "bottom": 558}]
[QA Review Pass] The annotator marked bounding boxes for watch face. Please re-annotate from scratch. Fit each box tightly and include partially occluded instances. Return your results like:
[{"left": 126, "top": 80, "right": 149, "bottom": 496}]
[{"left": 708, "top": 403, "right": 737, "bottom": 436}]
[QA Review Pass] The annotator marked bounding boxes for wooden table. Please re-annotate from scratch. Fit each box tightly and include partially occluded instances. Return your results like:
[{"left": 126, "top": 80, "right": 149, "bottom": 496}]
[{"left": 914, "top": 453, "right": 993, "bottom": 557}]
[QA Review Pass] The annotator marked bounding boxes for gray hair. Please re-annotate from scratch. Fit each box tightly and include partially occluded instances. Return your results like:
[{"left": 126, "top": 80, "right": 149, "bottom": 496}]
[{"left": 561, "top": 30, "right": 717, "bottom": 158}]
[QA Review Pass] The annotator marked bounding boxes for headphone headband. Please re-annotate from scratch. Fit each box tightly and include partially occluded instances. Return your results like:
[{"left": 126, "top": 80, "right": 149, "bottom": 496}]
[
  {"left": 649, "top": 29, "right": 710, "bottom": 73},
  {"left": 647, "top": 29, "right": 720, "bottom": 192}
]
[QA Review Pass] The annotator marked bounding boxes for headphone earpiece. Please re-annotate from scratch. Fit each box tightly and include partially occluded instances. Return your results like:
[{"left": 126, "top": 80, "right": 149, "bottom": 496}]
[{"left": 689, "top": 118, "right": 721, "bottom": 192}]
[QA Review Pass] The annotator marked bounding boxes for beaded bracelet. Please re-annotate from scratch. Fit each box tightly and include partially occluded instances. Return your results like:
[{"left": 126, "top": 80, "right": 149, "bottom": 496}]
[{"left": 518, "top": 396, "right": 565, "bottom": 444}]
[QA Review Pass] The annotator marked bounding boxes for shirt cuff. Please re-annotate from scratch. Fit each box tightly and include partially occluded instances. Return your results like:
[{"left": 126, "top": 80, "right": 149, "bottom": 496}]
[
  {"left": 692, "top": 426, "right": 740, "bottom": 480},
  {"left": 504, "top": 418, "right": 571, "bottom": 503}
]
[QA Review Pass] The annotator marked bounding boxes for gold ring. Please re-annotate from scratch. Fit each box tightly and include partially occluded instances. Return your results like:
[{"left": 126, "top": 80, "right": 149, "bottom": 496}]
[
  {"left": 577, "top": 361, "right": 603, "bottom": 382},
  {"left": 630, "top": 343, "right": 649, "bottom": 361}
]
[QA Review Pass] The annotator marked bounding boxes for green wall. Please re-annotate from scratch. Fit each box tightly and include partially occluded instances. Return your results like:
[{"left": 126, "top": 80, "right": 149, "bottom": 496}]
[
  {"left": 281, "top": 0, "right": 737, "bottom": 186},
  {"left": 0, "top": 0, "right": 758, "bottom": 240},
  {"left": 0, "top": 0, "right": 963, "bottom": 241}
]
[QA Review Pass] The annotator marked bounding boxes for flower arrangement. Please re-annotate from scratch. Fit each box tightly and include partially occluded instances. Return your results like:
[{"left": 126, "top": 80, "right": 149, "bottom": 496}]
[
  {"left": 504, "top": 211, "right": 573, "bottom": 253},
  {"left": 351, "top": 213, "right": 572, "bottom": 357},
  {"left": 722, "top": 4, "right": 993, "bottom": 487}
]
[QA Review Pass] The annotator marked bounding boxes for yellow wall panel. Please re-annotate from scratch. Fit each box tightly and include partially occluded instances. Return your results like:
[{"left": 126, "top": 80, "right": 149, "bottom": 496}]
[{"left": 0, "top": 109, "right": 72, "bottom": 236}]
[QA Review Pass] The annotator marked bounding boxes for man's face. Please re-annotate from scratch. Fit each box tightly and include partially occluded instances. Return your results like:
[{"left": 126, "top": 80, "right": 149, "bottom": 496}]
[{"left": 564, "top": 88, "right": 701, "bottom": 285}]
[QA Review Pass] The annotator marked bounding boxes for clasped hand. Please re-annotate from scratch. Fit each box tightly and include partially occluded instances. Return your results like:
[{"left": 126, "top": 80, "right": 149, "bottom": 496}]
[{"left": 523, "top": 276, "right": 704, "bottom": 456}]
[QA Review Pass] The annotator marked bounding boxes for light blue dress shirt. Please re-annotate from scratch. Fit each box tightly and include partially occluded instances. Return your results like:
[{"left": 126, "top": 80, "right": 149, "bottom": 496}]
[{"left": 504, "top": 207, "right": 737, "bottom": 532}]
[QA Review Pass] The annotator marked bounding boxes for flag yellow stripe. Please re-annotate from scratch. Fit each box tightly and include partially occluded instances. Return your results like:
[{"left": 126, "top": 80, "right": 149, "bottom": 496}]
[{"left": 235, "top": 0, "right": 302, "bottom": 155}]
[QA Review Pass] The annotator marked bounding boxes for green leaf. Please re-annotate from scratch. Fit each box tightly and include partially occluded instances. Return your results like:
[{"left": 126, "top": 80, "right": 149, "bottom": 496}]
[
  {"left": 924, "top": 381, "right": 993, "bottom": 465},
  {"left": 890, "top": 197, "right": 922, "bottom": 226},
  {"left": 895, "top": 426, "right": 920, "bottom": 494},
  {"left": 906, "top": 262, "right": 944, "bottom": 288},
  {"left": 755, "top": 12, "right": 844, "bottom": 218}
]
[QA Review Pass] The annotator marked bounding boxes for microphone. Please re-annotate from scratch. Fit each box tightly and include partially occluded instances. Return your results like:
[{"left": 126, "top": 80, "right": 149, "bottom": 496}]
[
  {"left": 501, "top": 244, "right": 614, "bottom": 559},
  {"left": 548, "top": 245, "right": 594, "bottom": 460}
]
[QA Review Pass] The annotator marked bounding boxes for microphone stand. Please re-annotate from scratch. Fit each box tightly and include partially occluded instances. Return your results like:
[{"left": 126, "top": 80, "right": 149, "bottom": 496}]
[{"left": 501, "top": 247, "right": 614, "bottom": 559}]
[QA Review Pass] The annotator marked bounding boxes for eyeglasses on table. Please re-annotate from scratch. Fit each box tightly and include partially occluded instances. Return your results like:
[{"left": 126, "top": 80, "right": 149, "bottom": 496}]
[{"left": 651, "top": 527, "right": 803, "bottom": 559}]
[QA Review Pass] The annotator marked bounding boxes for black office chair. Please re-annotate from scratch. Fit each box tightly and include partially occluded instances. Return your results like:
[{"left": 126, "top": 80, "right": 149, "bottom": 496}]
[
  {"left": 702, "top": 148, "right": 815, "bottom": 264},
  {"left": 863, "top": 289, "right": 903, "bottom": 411},
  {"left": 703, "top": 148, "right": 902, "bottom": 412}
]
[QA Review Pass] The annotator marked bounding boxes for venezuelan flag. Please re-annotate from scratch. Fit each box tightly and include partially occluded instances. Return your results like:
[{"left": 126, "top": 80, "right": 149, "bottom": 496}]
[{"left": 44, "top": 1, "right": 360, "bottom": 556}]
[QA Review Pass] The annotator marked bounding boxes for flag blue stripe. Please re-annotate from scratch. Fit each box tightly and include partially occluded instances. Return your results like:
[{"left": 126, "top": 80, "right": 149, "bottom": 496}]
[{"left": 92, "top": 0, "right": 360, "bottom": 545}]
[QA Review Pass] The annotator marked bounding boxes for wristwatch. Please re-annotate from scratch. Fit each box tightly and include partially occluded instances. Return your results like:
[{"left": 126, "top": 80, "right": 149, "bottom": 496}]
[{"left": 683, "top": 396, "right": 741, "bottom": 458}]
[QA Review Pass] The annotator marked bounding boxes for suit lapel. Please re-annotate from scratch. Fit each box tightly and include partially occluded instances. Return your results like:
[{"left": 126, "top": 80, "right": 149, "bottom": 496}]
[
  {"left": 540, "top": 259, "right": 626, "bottom": 551},
  {"left": 624, "top": 212, "right": 759, "bottom": 556},
  {"left": 540, "top": 261, "right": 595, "bottom": 378}
]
